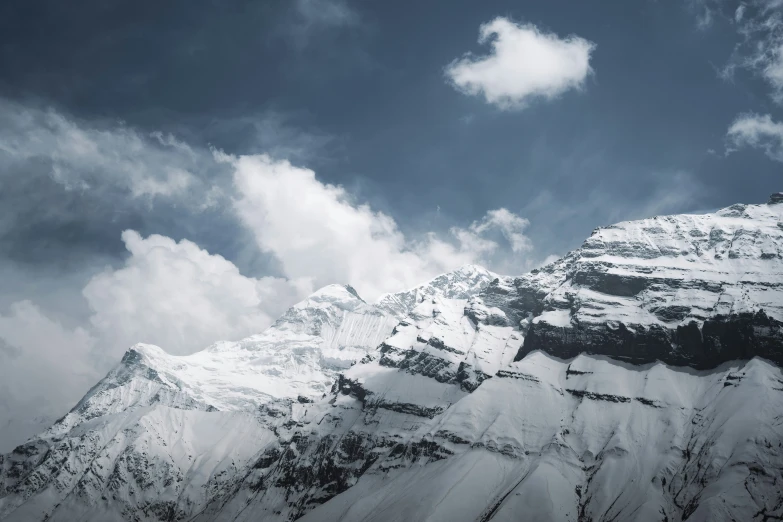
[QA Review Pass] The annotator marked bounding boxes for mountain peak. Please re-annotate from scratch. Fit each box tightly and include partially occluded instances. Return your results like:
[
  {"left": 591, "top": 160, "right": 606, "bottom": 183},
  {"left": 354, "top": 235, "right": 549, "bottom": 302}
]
[
  {"left": 305, "top": 283, "right": 365, "bottom": 303},
  {"left": 5, "top": 199, "right": 783, "bottom": 522},
  {"left": 373, "top": 264, "right": 498, "bottom": 318}
]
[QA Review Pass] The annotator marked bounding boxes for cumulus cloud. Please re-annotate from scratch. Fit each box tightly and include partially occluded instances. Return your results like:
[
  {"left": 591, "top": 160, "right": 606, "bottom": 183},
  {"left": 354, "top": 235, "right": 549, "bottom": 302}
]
[
  {"left": 0, "top": 228, "right": 314, "bottom": 450},
  {"left": 445, "top": 17, "right": 595, "bottom": 110},
  {"left": 0, "top": 159, "right": 534, "bottom": 448},
  {"left": 0, "top": 99, "right": 536, "bottom": 450},
  {"left": 726, "top": 112, "right": 783, "bottom": 161},
  {"left": 225, "top": 152, "right": 532, "bottom": 301},
  {"left": 83, "top": 230, "right": 313, "bottom": 357}
]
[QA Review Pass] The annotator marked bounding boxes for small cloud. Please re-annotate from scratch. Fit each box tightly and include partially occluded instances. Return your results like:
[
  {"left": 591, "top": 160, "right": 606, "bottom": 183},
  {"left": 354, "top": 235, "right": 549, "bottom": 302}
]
[
  {"left": 444, "top": 17, "right": 595, "bottom": 110},
  {"left": 697, "top": 6, "right": 714, "bottom": 29},
  {"left": 286, "top": 0, "right": 360, "bottom": 48},
  {"left": 701, "top": 0, "right": 783, "bottom": 104},
  {"left": 726, "top": 112, "right": 783, "bottom": 161},
  {"left": 459, "top": 114, "right": 475, "bottom": 125},
  {"left": 295, "top": 0, "right": 358, "bottom": 28},
  {"left": 464, "top": 208, "right": 532, "bottom": 254},
  {"left": 735, "top": 4, "right": 746, "bottom": 23}
]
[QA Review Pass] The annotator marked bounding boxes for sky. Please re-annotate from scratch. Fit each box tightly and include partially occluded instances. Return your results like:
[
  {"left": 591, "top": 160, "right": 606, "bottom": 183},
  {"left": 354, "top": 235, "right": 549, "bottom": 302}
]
[{"left": 0, "top": 0, "right": 782, "bottom": 451}]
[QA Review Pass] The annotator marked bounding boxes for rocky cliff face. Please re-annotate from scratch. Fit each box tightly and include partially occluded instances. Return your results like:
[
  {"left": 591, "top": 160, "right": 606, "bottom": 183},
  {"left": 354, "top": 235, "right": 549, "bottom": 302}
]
[
  {"left": 2, "top": 199, "right": 783, "bottom": 522},
  {"left": 495, "top": 199, "right": 783, "bottom": 368}
]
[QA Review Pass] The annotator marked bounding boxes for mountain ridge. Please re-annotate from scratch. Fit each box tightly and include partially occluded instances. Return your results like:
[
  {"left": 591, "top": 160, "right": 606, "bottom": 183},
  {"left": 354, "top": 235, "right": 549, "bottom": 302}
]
[{"left": 2, "top": 198, "right": 783, "bottom": 521}]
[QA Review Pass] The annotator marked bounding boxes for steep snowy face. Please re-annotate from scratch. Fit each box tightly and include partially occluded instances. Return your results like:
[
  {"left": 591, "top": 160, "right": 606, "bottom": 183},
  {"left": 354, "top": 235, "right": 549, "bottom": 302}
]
[
  {"left": 493, "top": 200, "right": 783, "bottom": 368},
  {"left": 375, "top": 265, "right": 499, "bottom": 318},
  {"left": 190, "top": 291, "right": 513, "bottom": 521},
  {"left": 377, "top": 296, "right": 522, "bottom": 392},
  {"left": 300, "top": 354, "right": 783, "bottom": 522},
  {"left": 190, "top": 288, "right": 783, "bottom": 522},
  {"left": 0, "top": 267, "right": 496, "bottom": 522}
]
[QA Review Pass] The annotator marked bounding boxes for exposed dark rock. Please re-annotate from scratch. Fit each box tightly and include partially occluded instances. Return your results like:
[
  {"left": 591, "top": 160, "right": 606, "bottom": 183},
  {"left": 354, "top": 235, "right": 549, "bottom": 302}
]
[
  {"left": 368, "top": 400, "right": 444, "bottom": 418},
  {"left": 517, "top": 311, "right": 783, "bottom": 369},
  {"left": 566, "top": 365, "right": 593, "bottom": 378},
  {"left": 496, "top": 370, "right": 540, "bottom": 383},
  {"left": 566, "top": 389, "right": 632, "bottom": 403}
]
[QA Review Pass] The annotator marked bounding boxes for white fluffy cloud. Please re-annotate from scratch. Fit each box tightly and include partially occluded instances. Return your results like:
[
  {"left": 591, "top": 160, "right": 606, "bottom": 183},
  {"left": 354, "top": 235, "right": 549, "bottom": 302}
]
[
  {"left": 0, "top": 229, "right": 313, "bottom": 451},
  {"left": 226, "top": 152, "right": 532, "bottom": 301},
  {"left": 445, "top": 17, "right": 595, "bottom": 110},
  {"left": 726, "top": 113, "right": 783, "bottom": 161},
  {"left": 83, "top": 230, "right": 313, "bottom": 356},
  {"left": 0, "top": 101, "right": 535, "bottom": 450},
  {"left": 0, "top": 161, "right": 533, "bottom": 448}
]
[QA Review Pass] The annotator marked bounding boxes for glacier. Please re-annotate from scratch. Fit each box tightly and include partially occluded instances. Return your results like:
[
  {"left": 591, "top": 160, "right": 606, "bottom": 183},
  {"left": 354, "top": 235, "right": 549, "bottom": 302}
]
[{"left": 1, "top": 198, "right": 783, "bottom": 521}]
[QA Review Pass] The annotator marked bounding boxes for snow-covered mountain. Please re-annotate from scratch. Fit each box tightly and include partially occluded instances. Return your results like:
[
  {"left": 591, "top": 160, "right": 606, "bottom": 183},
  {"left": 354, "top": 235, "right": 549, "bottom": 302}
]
[{"left": 2, "top": 197, "right": 783, "bottom": 521}]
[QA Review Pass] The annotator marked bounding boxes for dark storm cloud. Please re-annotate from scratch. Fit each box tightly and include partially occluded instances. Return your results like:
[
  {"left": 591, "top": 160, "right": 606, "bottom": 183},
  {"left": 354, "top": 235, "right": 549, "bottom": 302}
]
[
  {"left": 0, "top": 98, "right": 249, "bottom": 270},
  {"left": 0, "top": 0, "right": 782, "bottom": 452}
]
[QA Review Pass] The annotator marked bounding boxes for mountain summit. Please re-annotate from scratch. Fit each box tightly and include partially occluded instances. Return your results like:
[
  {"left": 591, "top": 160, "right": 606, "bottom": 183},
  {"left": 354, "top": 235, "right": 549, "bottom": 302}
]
[{"left": 2, "top": 201, "right": 783, "bottom": 521}]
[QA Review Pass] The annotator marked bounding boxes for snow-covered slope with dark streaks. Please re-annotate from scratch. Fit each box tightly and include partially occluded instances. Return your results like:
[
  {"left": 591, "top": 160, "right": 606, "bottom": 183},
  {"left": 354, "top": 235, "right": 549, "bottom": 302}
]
[
  {"left": 2, "top": 197, "right": 783, "bottom": 522},
  {"left": 0, "top": 267, "right": 496, "bottom": 521}
]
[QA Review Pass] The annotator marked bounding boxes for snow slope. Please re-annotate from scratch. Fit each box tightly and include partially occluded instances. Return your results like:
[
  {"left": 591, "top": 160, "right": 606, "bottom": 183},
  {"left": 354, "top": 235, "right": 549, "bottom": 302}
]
[
  {"left": 300, "top": 352, "right": 783, "bottom": 522},
  {"left": 2, "top": 199, "right": 783, "bottom": 522},
  {"left": 0, "top": 267, "right": 496, "bottom": 521}
]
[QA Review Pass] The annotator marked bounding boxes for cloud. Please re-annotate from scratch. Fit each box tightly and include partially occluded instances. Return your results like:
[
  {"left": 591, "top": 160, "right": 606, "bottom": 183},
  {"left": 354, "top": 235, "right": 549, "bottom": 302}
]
[
  {"left": 466, "top": 208, "right": 532, "bottom": 253},
  {"left": 0, "top": 301, "right": 96, "bottom": 452},
  {"left": 295, "top": 0, "right": 359, "bottom": 29},
  {"left": 83, "top": 230, "right": 313, "bottom": 357},
  {"left": 0, "top": 98, "right": 248, "bottom": 269},
  {"left": 0, "top": 160, "right": 534, "bottom": 448},
  {"left": 0, "top": 98, "right": 536, "bottom": 450},
  {"left": 726, "top": 112, "right": 783, "bottom": 161},
  {"left": 225, "top": 152, "right": 533, "bottom": 300},
  {"left": 0, "top": 229, "right": 313, "bottom": 450},
  {"left": 0, "top": 98, "right": 209, "bottom": 199},
  {"left": 736, "top": 4, "right": 747, "bottom": 23},
  {"left": 285, "top": 0, "right": 361, "bottom": 48},
  {"left": 712, "top": 0, "right": 783, "bottom": 103},
  {"left": 444, "top": 17, "right": 595, "bottom": 110}
]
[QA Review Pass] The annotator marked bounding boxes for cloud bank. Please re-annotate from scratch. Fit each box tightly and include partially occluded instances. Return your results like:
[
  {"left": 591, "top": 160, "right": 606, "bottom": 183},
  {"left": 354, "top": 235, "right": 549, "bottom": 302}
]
[
  {"left": 726, "top": 112, "right": 783, "bottom": 161},
  {"left": 226, "top": 152, "right": 530, "bottom": 301},
  {"left": 83, "top": 231, "right": 313, "bottom": 357},
  {"left": 0, "top": 99, "right": 535, "bottom": 450},
  {"left": 445, "top": 17, "right": 595, "bottom": 110}
]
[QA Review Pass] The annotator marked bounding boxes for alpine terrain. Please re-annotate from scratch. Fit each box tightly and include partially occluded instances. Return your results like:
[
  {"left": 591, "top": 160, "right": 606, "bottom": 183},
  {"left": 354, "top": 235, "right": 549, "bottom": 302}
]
[{"left": 2, "top": 195, "right": 783, "bottom": 522}]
